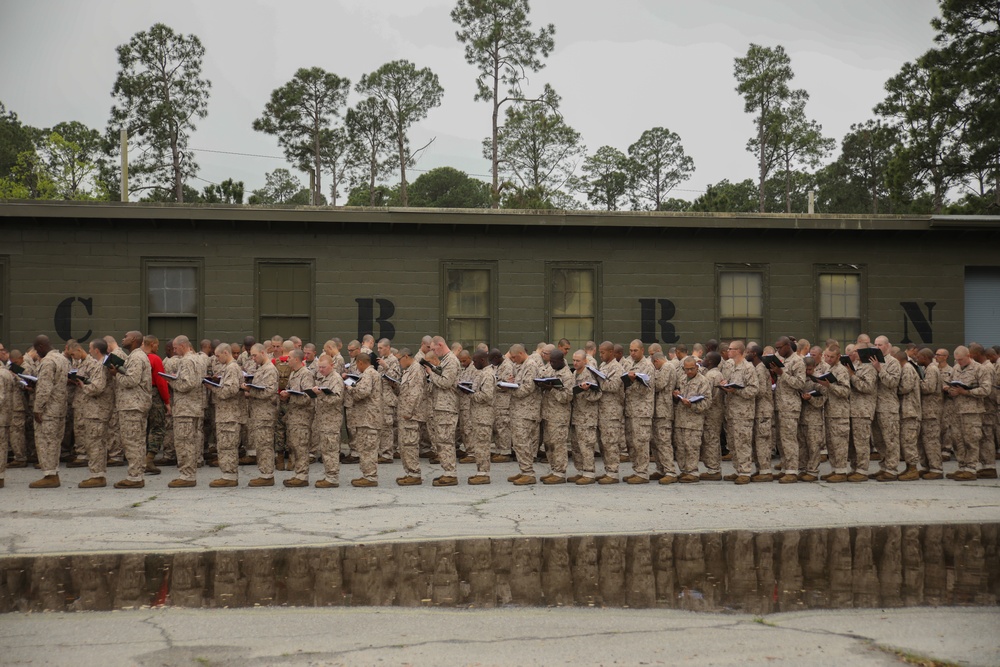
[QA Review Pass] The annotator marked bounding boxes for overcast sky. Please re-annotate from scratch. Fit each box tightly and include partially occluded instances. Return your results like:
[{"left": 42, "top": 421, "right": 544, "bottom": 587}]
[{"left": 2, "top": 0, "right": 941, "bottom": 202}]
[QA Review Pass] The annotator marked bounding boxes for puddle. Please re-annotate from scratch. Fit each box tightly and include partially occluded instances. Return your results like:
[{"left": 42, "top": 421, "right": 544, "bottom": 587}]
[{"left": 1, "top": 524, "right": 997, "bottom": 613}]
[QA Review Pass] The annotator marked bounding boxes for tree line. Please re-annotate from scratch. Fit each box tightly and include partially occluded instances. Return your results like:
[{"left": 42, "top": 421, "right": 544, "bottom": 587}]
[{"left": 0, "top": 0, "right": 995, "bottom": 214}]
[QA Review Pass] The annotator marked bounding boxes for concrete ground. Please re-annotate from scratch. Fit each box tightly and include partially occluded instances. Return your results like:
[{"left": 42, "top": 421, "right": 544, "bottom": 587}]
[{"left": 1, "top": 458, "right": 999, "bottom": 666}]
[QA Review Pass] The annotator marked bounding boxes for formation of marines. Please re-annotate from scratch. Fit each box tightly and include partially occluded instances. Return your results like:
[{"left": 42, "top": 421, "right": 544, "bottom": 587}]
[{"left": 0, "top": 330, "right": 997, "bottom": 489}]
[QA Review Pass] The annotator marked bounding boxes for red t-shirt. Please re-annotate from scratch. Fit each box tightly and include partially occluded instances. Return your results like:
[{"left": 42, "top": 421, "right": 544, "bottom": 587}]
[{"left": 148, "top": 353, "right": 170, "bottom": 405}]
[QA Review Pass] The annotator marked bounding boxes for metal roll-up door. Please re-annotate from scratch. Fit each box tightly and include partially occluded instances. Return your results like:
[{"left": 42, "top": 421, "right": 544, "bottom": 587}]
[{"left": 964, "top": 267, "right": 1000, "bottom": 347}]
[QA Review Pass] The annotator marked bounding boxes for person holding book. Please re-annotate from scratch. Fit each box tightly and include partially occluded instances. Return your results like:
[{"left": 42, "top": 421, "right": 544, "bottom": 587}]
[
  {"left": 623, "top": 340, "right": 655, "bottom": 484},
  {"left": 204, "top": 344, "right": 244, "bottom": 488},
  {"left": 466, "top": 350, "right": 496, "bottom": 484},
  {"left": 538, "top": 348, "right": 574, "bottom": 484},
  {"left": 816, "top": 345, "right": 851, "bottom": 482},
  {"left": 504, "top": 343, "right": 542, "bottom": 485},
  {"left": 424, "top": 336, "right": 460, "bottom": 486},
  {"left": 490, "top": 348, "right": 515, "bottom": 463},
  {"left": 698, "top": 351, "right": 725, "bottom": 481},
  {"left": 719, "top": 341, "right": 759, "bottom": 485},
  {"left": 68, "top": 339, "right": 113, "bottom": 488},
  {"left": 595, "top": 341, "right": 624, "bottom": 483},
  {"left": 969, "top": 344, "right": 998, "bottom": 479},
  {"left": 311, "top": 354, "right": 345, "bottom": 488},
  {"left": 280, "top": 349, "right": 315, "bottom": 487},
  {"left": 870, "top": 336, "right": 902, "bottom": 481},
  {"left": 894, "top": 349, "right": 922, "bottom": 481},
  {"left": 946, "top": 345, "right": 991, "bottom": 480},
  {"left": 650, "top": 352, "right": 680, "bottom": 484},
  {"left": 345, "top": 352, "right": 382, "bottom": 487},
  {"left": 797, "top": 355, "right": 827, "bottom": 482},
  {"left": 106, "top": 331, "right": 152, "bottom": 488},
  {"left": 395, "top": 348, "right": 427, "bottom": 485},
  {"left": 673, "top": 356, "right": 712, "bottom": 483},
  {"left": 456, "top": 350, "right": 475, "bottom": 462},
  {"left": 27, "top": 335, "right": 70, "bottom": 488},
  {"left": 164, "top": 336, "right": 204, "bottom": 488},
  {"left": 845, "top": 343, "right": 876, "bottom": 482},
  {"left": 569, "top": 349, "right": 602, "bottom": 484},
  {"left": 770, "top": 336, "right": 806, "bottom": 483}
]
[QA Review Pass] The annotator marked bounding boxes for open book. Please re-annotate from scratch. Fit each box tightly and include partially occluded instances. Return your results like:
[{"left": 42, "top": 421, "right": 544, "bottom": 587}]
[
  {"left": 620, "top": 372, "right": 650, "bottom": 389},
  {"left": 534, "top": 377, "right": 564, "bottom": 389},
  {"left": 586, "top": 365, "right": 607, "bottom": 380}
]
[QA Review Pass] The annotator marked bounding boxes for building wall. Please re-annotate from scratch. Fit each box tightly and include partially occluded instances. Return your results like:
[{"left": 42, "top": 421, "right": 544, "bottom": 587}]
[{"left": 0, "top": 209, "right": 996, "bottom": 352}]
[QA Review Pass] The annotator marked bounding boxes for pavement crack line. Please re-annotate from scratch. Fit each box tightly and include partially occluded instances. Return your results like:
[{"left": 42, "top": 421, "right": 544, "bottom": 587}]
[{"left": 138, "top": 612, "right": 176, "bottom": 650}]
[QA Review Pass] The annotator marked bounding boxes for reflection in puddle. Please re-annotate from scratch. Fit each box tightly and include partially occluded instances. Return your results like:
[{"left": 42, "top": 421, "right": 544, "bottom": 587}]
[{"left": 1, "top": 524, "right": 997, "bottom": 613}]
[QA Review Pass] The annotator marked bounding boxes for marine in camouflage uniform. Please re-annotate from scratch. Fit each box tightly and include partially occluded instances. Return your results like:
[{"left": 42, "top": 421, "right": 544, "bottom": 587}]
[
  {"left": 538, "top": 349, "right": 574, "bottom": 483},
  {"left": 569, "top": 350, "right": 602, "bottom": 483}
]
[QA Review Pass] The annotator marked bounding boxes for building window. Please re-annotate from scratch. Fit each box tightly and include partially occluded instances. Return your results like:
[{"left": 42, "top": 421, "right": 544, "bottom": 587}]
[
  {"left": 143, "top": 259, "right": 201, "bottom": 343},
  {"left": 256, "top": 260, "right": 314, "bottom": 341},
  {"left": 717, "top": 267, "right": 765, "bottom": 342},
  {"left": 441, "top": 261, "right": 497, "bottom": 347},
  {"left": 0, "top": 256, "right": 7, "bottom": 346},
  {"left": 547, "top": 263, "right": 599, "bottom": 349},
  {"left": 817, "top": 269, "right": 863, "bottom": 346}
]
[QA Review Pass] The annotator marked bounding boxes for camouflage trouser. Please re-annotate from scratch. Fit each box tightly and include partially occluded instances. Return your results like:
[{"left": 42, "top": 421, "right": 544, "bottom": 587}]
[
  {"left": 726, "top": 417, "right": 754, "bottom": 476},
  {"left": 354, "top": 426, "right": 379, "bottom": 481},
  {"left": 511, "top": 417, "right": 541, "bottom": 476},
  {"left": 317, "top": 417, "right": 343, "bottom": 484},
  {"left": 203, "top": 403, "right": 216, "bottom": 450},
  {"left": 0, "top": 424, "right": 8, "bottom": 479},
  {"left": 570, "top": 421, "right": 597, "bottom": 477},
  {"left": 628, "top": 416, "right": 653, "bottom": 478},
  {"left": 797, "top": 419, "right": 825, "bottom": 476},
  {"left": 980, "top": 412, "right": 997, "bottom": 470},
  {"left": 174, "top": 416, "right": 200, "bottom": 481},
  {"left": 941, "top": 405, "right": 959, "bottom": 454},
  {"left": 248, "top": 415, "right": 275, "bottom": 478},
  {"left": 77, "top": 418, "right": 108, "bottom": 477},
  {"left": 675, "top": 426, "right": 703, "bottom": 475},
  {"left": 469, "top": 422, "right": 492, "bottom": 474},
  {"left": 274, "top": 403, "right": 288, "bottom": 454},
  {"left": 286, "top": 420, "right": 311, "bottom": 481},
  {"left": 652, "top": 416, "right": 677, "bottom": 476},
  {"left": 215, "top": 421, "right": 240, "bottom": 480},
  {"left": 107, "top": 409, "right": 122, "bottom": 460},
  {"left": 918, "top": 417, "right": 942, "bottom": 473},
  {"left": 955, "top": 413, "right": 983, "bottom": 473},
  {"left": 399, "top": 419, "right": 422, "bottom": 477},
  {"left": 873, "top": 412, "right": 901, "bottom": 475},
  {"left": 850, "top": 416, "right": 872, "bottom": 473},
  {"left": 146, "top": 394, "right": 167, "bottom": 455},
  {"left": 776, "top": 411, "right": 801, "bottom": 472},
  {"left": 597, "top": 416, "right": 622, "bottom": 476},
  {"left": 541, "top": 417, "right": 569, "bottom": 477},
  {"left": 825, "top": 417, "right": 851, "bottom": 474},
  {"left": 35, "top": 415, "right": 67, "bottom": 477},
  {"left": 699, "top": 413, "right": 723, "bottom": 475},
  {"left": 752, "top": 414, "right": 773, "bottom": 475},
  {"left": 430, "top": 411, "right": 459, "bottom": 475},
  {"left": 378, "top": 414, "right": 395, "bottom": 460},
  {"left": 10, "top": 411, "right": 26, "bottom": 461},
  {"left": 899, "top": 417, "right": 920, "bottom": 468},
  {"left": 162, "top": 414, "right": 175, "bottom": 459},
  {"left": 493, "top": 406, "right": 512, "bottom": 455},
  {"left": 119, "top": 410, "right": 148, "bottom": 482}
]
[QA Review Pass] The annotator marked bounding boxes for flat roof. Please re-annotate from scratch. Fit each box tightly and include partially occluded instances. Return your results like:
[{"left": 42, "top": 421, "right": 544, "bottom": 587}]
[{"left": 1, "top": 200, "right": 998, "bottom": 232}]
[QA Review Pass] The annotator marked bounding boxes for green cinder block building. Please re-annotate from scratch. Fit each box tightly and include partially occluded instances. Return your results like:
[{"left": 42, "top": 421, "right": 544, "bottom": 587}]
[{"left": 0, "top": 201, "right": 998, "bottom": 353}]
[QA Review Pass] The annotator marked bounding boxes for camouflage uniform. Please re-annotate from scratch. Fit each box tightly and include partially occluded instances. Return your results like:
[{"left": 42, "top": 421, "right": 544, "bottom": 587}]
[
  {"left": 873, "top": 355, "right": 902, "bottom": 477},
  {"left": 596, "top": 358, "right": 625, "bottom": 478},
  {"left": 457, "top": 361, "right": 475, "bottom": 451},
  {"left": 7, "top": 373, "right": 27, "bottom": 465},
  {"left": 652, "top": 362, "right": 679, "bottom": 477},
  {"left": 939, "top": 362, "right": 958, "bottom": 457},
  {"left": 918, "top": 361, "right": 943, "bottom": 474},
  {"left": 115, "top": 348, "right": 153, "bottom": 482},
  {"left": 33, "top": 350, "right": 70, "bottom": 476},
  {"left": 674, "top": 371, "right": 712, "bottom": 476},
  {"left": 624, "top": 356, "right": 655, "bottom": 479},
  {"left": 245, "top": 362, "right": 278, "bottom": 478},
  {"left": 699, "top": 366, "right": 724, "bottom": 476},
  {"left": 798, "top": 375, "right": 826, "bottom": 477},
  {"left": 752, "top": 362, "right": 774, "bottom": 475},
  {"left": 314, "top": 370, "right": 345, "bottom": 485},
  {"left": 721, "top": 359, "right": 759, "bottom": 477},
  {"left": 212, "top": 360, "right": 245, "bottom": 481},
  {"left": 509, "top": 354, "right": 542, "bottom": 476},
  {"left": 897, "top": 360, "right": 922, "bottom": 470},
  {"left": 170, "top": 352, "right": 205, "bottom": 482},
  {"left": 540, "top": 363, "right": 574, "bottom": 479},
  {"left": 73, "top": 355, "right": 113, "bottom": 478},
  {"left": 468, "top": 364, "right": 496, "bottom": 474},
  {"left": 105, "top": 347, "right": 127, "bottom": 462},
  {"left": 821, "top": 362, "right": 852, "bottom": 475},
  {"left": 981, "top": 360, "right": 998, "bottom": 472},
  {"left": 273, "top": 357, "right": 293, "bottom": 459},
  {"left": 0, "top": 366, "right": 16, "bottom": 482},
  {"left": 160, "top": 355, "right": 181, "bottom": 461},
  {"left": 774, "top": 352, "right": 807, "bottom": 474},
  {"left": 378, "top": 353, "right": 402, "bottom": 461},
  {"left": 284, "top": 366, "right": 315, "bottom": 482},
  {"left": 492, "top": 356, "right": 515, "bottom": 456},
  {"left": 570, "top": 367, "right": 601, "bottom": 478},
  {"left": 345, "top": 365, "right": 382, "bottom": 482},
  {"left": 396, "top": 360, "right": 427, "bottom": 478},
  {"left": 848, "top": 361, "right": 877, "bottom": 474},
  {"left": 950, "top": 359, "right": 991, "bottom": 475},
  {"left": 427, "top": 352, "right": 460, "bottom": 476}
]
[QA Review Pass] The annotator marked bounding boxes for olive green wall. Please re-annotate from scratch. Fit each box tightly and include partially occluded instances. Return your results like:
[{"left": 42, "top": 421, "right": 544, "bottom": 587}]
[{"left": 0, "top": 213, "right": 996, "bottom": 352}]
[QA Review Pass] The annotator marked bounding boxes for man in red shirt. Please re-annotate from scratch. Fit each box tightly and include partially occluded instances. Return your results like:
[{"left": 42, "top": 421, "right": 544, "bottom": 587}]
[{"left": 143, "top": 335, "right": 171, "bottom": 476}]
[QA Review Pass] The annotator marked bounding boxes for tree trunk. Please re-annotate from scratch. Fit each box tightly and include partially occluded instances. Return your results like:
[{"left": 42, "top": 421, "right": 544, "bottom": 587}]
[
  {"left": 398, "top": 133, "right": 408, "bottom": 206},
  {"left": 785, "top": 164, "right": 791, "bottom": 213},
  {"left": 313, "top": 116, "right": 321, "bottom": 206},
  {"left": 369, "top": 150, "right": 377, "bottom": 206},
  {"left": 758, "top": 114, "right": 766, "bottom": 213},
  {"left": 491, "top": 58, "right": 500, "bottom": 209},
  {"left": 172, "top": 126, "right": 183, "bottom": 202}
]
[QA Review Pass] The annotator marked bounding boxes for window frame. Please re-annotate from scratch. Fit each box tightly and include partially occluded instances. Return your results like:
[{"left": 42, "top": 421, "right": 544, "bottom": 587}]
[
  {"left": 544, "top": 261, "right": 602, "bottom": 347},
  {"left": 814, "top": 264, "right": 867, "bottom": 346},
  {"left": 715, "top": 264, "right": 768, "bottom": 344},
  {"left": 254, "top": 258, "right": 316, "bottom": 343},
  {"left": 439, "top": 260, "right": 499, "bottom": 347},
  {"left": 140, "top": 257, "right": 203, "bottom": 341}
]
